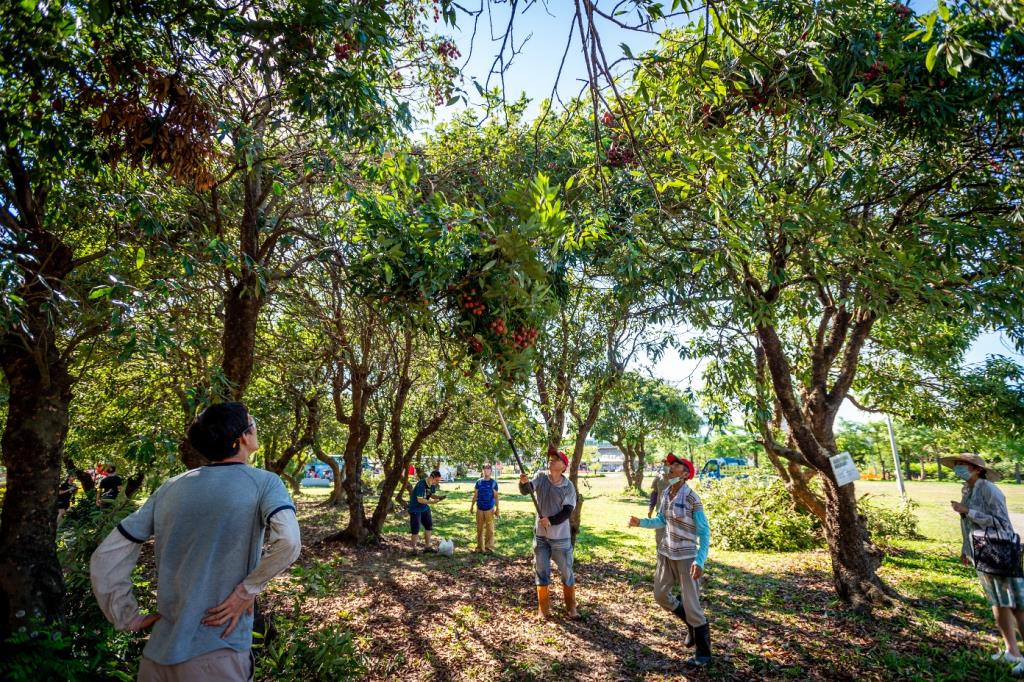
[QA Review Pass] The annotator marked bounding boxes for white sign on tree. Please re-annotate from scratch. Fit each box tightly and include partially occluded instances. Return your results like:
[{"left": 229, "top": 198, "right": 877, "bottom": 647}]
[{"left": 830, "top": 451, "right": 860, "bottom": 487}]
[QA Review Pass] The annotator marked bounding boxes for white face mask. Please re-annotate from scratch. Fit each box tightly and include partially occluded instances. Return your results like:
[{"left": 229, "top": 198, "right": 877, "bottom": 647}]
[{"left": 668, "top": 476, "right": 681, "bottom": 485}]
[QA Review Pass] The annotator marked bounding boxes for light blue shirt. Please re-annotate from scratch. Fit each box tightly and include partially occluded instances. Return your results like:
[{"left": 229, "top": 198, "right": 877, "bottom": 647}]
[{"left": 117, "top": 462, "right": 294, "bottom": 665}]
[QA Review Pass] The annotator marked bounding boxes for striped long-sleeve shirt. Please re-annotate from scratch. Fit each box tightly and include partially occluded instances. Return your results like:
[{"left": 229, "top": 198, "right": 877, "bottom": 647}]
[{"left": 638, "top": 482, "right": 710, "bottom": 567}]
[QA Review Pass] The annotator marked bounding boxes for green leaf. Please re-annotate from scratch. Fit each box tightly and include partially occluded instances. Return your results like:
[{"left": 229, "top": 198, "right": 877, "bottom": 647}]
[
  {"left": 937, "top": 2, "right": 950, "bottom": 21},
  {"left": 89, "top": 286, "right": 114, "bottom": 300},
  {"left": 702, "top": 59, "right": 720, "bottom": 70},
  {"left": 923, "top": 13, "right": 938, "bottom": 43},
  {"left": 135, "top": 247, "right": 145, "bottom": 269},
  {"left": 925, "top": 43, "right": 940, "bottom": 72}
]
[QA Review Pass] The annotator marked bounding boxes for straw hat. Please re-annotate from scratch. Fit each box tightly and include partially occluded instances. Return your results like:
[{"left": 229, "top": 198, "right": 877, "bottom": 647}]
[{"left": 939, "top": 452, "right": 1002, "bottom": 481}]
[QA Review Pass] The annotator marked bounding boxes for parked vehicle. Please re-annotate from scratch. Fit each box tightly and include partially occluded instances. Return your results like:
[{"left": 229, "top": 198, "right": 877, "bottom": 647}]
[
  {"left": 301, "top": 456, "right": 347, "bottom": 487},
  {"left": 699, "top": 457, "right": 752, "bottom": 481}
]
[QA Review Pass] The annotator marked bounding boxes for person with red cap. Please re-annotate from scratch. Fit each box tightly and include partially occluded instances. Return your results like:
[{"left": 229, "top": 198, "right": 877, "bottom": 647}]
[
  {"left": 519, "top": 447, "right": 578, "bottom": 619},
  {"left": 629, "top": 453, "right": 712, "bottom": 666}
]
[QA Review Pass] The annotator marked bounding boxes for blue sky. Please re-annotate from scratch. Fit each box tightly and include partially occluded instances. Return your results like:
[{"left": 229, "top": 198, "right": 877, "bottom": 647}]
[{"left": 429, "top": 0, "right": 1019, "bottom": 423}]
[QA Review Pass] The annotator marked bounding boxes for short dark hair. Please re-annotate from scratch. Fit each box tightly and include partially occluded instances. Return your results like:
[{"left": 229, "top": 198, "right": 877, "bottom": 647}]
[
  {"left": 430, "top": 470, "right": 442, "bottom": 479},
  {"left": 188, "top": 402, "right": 251, "bottom": 461},
  {"left": 106, "top": 464, "right": 117, "bottom": 474}
]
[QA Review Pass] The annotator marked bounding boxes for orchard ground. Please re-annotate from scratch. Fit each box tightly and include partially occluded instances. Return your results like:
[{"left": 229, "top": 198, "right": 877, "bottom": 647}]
[{"left": 247, "top": 473, "right": 1024, "bottom": 681}]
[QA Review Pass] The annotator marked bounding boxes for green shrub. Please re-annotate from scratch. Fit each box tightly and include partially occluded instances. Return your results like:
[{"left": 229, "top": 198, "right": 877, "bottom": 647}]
[
  {"left": 697, "top": 476, "right": 821, "bottom": 552},
  {"left": 858, "top": 495, "right": 920, "bottom": 541},
  {"left": 256, "top": 599, "right": 366, "bottom": 680},
  {"left": 1, "top": 496, "right": 148, "bottom": 681}
]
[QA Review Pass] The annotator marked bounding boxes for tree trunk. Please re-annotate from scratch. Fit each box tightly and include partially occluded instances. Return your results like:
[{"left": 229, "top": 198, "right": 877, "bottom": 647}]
[
  {"left": 124, "top": 472, "right": 145, "bottom": 499},
  {"left": 282, "top": 470, "right": 301, "bottom": 499},
  {"left": 919, "top": 452, "right": 926, "bottom": 481},
  {"left": 221, "top": 274, "right": 263, "bottom": 400},
  {"left": 634, "top": 437, "right": 646, "bottom": 493},
  {"left": 266, "top": 394, "right": 319, "bottom": 477},
  {"left": 762, "top": 446, "right": 827, "bottom": 522},
  {"left": 756, "top": 316, "right": 893, "bottom": 609},
  {"left": 326, "top": 435, "right": 370, "bottom": 544},
  {"left": 569, "top": 392, "right": 606, "bottom": 546},
  {"left": 936, "top": 453, "right": 943, "bottom": 481},
  {"left": 821, "top": 476, "right": 894, "bottom": 610},
  {"left": 314, "top": 444, "right": 345, "bottom": 507},
  {"left": 63, "top": 455, "right": 94, "bottom": 495},
  {"left": 619, "top": 441, "right": 634, "bottom": 489},
  {"left": 1016, "top": 462, "right": 1021, "bottom": 486},
  {"left": 0, "top": 311, "right": 72, "bottom": 641},
  {"left": 369, "top": 406, "right": 449, "bottom": 538},
  {"left": 324, "top": 368, "right": 373, "bottom": 544},
  {"left": 0, "top": 211, "right": 74, "bottom": 641}
]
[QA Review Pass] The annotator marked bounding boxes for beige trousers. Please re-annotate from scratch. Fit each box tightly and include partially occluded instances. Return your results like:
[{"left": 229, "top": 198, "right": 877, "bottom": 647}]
[
  {"left": 652, "top": 553, "right": 707, "bottom": 627},
  {"left": 138, "top": 648, "right": 253, "bottom": 682},
  {"left": 476, "top": 508, "right": 496, "bottom": 551}
]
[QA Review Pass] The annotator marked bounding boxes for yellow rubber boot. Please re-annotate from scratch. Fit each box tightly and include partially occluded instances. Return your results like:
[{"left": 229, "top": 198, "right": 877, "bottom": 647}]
[
  {"left": 563, "top": 585, "right": 578, "bottom": 619},
  {"left": 536, "top": 586, "right": 551, "bottom": 619}
]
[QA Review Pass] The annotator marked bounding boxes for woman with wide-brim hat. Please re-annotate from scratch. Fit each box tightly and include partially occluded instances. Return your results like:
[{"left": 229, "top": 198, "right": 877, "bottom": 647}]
[{"left": 945, "top": 452, "right": 1024, "bottom": 674}]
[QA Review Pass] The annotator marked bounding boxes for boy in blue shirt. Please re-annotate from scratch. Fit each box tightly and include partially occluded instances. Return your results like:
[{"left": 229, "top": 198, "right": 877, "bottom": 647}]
[{"left": 470, "top": 464, "right": 500, "bottom": 553}]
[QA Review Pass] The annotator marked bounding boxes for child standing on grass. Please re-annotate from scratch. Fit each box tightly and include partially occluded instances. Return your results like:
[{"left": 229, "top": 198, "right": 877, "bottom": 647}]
[
  {"left": 629, "top": 453, "right": 712, "bottom": 667},
  {"left": 470, "top": 464, "right": 500, "bottom": 553}
]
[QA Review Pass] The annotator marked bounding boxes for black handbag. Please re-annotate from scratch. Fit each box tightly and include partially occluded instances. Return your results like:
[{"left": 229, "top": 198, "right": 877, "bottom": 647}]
[{"left": 972, "top": 521, "right": 1024, "bottom": 578}]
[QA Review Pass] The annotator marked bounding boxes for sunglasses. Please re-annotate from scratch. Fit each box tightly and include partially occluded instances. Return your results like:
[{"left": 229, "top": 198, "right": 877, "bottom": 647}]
[{"left": 239, "top": 417, "right": 256, "bottom": 438}]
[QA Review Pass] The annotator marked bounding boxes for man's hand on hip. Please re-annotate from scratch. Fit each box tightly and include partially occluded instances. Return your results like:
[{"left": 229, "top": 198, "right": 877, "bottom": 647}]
[{"left": 202, "top": 584, "right": 256, "bottom": 638}]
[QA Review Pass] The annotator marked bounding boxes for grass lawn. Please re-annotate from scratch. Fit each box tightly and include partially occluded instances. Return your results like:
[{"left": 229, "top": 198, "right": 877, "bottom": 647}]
[{"left": 258, "top": 473, "right": 1021, "bottom": 681}]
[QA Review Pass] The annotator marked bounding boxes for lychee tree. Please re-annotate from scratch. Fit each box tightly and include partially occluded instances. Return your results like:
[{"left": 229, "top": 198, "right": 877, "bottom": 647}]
[
  {"left": 345, "top": 151, "right": 573, "bottom": 387},
  {"left": 618, "top": 0, "right": 1023, "bottom": 609}
]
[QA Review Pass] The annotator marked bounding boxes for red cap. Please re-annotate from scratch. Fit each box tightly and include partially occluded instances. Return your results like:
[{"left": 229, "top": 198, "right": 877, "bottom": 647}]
[
  {"left": 665, "top": 453, "right": 695, "bottom": 480},
  {"left": 548, "top": 447, "right": 569, "bottom": 468}
]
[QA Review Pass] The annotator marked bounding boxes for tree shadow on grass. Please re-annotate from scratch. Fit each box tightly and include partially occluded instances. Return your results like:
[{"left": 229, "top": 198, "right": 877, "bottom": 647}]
[{"left": 285, "top": 500, "right": 1015, "bottom": 681}]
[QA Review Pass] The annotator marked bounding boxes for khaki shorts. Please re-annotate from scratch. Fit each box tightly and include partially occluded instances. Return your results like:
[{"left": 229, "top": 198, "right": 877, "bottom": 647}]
[{"left": 138, "top": 648, "right": 253, "bottom": 682}]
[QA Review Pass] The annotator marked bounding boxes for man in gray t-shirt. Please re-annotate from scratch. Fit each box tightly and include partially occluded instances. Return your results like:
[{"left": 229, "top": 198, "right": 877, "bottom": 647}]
[
  {"left": 519, "top": 448, "right": 578, "bottom": 620},
  {"left": 91, "top": 403, "right": 301, "bottom": 681}
]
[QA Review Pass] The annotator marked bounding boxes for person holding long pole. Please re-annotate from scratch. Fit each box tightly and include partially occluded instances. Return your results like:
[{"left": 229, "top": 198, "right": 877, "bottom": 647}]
[
  {"left": 629, "top": 453, "right": 712, "bottom": 666},
  {"left": 519, "top": 447, "right": 578, "bottom": 620}
]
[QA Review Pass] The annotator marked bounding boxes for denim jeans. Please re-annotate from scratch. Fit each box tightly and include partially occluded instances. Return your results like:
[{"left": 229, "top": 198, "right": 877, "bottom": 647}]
[{"left": 534, "top": 535, "right": 574, "bottom": 587}]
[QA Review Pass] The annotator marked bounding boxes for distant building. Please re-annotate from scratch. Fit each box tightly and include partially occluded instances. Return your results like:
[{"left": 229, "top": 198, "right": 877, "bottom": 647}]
[{"left": 595, "top": 444, "right": 624, "bottom": 472}]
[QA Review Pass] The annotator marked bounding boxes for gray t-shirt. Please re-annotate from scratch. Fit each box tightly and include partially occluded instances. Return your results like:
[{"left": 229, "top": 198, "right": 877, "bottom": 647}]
[
  {"left": 118, "top": 462, "right": 294, "bottom": 665},
  {"left": 531, "top": 472, "right": 577, "bottom": 541}
]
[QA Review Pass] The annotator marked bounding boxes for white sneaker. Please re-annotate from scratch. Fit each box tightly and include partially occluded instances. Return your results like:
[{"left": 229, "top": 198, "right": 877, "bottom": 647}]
[
  {"left": 996, "top": 651, "right": 1024, "bottom": 663},
  {"left": 1012, "top": 660, "right": 1024, "bottom": 676}
]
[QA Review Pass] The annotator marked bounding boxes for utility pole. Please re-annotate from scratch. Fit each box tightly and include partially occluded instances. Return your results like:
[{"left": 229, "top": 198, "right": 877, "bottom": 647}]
[{"left": 887, "top": 414, "right": 906, "bottom": 499}]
